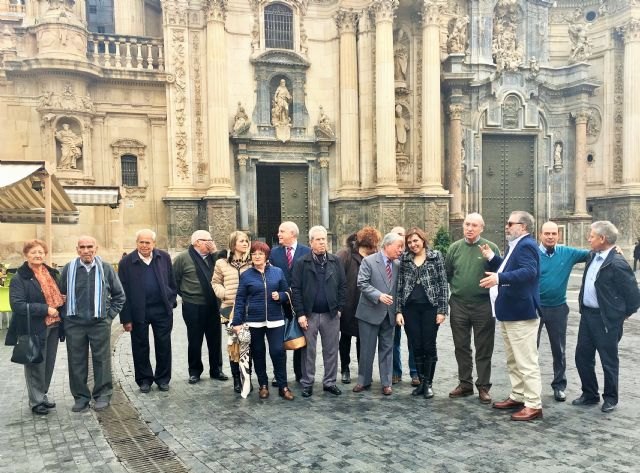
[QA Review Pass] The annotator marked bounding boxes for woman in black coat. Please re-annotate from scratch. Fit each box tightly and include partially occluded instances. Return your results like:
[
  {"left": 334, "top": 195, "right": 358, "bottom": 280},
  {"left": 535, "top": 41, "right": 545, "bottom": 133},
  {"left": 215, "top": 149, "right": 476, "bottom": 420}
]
[
  {"left": 335, "top": 227, "right": 381, "bottom": 384},
  {"left": 6, "top": 240, "right": 65, "bottom": 415}
]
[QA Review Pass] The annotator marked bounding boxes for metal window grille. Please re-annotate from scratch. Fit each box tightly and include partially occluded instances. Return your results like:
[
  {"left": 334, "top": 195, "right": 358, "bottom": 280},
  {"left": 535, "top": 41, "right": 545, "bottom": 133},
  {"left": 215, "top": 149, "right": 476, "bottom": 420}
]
[
  {"left": 264, "top": 4, "right": 293, "bottom": 50},
  {"left": 121, "top": 155, "right": 138, "bottom": 187}
]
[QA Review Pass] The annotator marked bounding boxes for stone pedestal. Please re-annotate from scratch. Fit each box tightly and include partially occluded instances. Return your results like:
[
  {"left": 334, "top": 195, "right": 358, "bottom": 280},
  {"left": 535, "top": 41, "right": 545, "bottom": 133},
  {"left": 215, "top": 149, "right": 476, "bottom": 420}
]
[
  {"left": 587, "top": 195, "right": 640, "bottom": 253},
  {"left": 164, "top": 199, "right": 201, "bottom": 251},
  {"left": 203, "top": 198, "right": 238, "bottom": 248}
]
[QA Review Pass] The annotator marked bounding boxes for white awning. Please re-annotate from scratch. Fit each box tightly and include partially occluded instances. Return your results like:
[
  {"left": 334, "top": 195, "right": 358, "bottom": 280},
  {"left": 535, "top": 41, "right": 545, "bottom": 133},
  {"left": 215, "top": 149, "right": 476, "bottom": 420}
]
[
  {"left": 63, "top": 186, "right": 122, "bottom": 206},
  {"left": 0, "top": 161, "right": 79, "bottom": 224}
]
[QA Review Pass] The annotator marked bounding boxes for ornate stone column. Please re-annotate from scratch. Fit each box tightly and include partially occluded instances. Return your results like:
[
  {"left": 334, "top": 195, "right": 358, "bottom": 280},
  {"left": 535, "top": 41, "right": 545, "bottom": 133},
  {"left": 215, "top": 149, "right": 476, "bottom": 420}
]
[
  {"left": 237, "top": 144, "right": 249, "bottom": 230},
  {"left": 420, "top": 1, "right": 446, "bottom": 194},
  {"left": 358, "top": 11, "right": 375, "bottom": 190},
  {"left": 619, "top": 19, "right": 640, "bottom": 190},
  {"left": 371, "top": 0, "right": 400, "bottom": 195},
  {"left": 320, "top": 157, "right": 330, "bottom": 228},
  {"left": 336, "top": 9, "right": 360, "bottom": 194},
  {"left": 205, "top": 0, "right": 234, "bottom": 197},
  {"left": 572, "top": 109, "right": 590, "bottom": 217},
  {"left": 448, "top": 104, "right": 464, "bottom": 219}
]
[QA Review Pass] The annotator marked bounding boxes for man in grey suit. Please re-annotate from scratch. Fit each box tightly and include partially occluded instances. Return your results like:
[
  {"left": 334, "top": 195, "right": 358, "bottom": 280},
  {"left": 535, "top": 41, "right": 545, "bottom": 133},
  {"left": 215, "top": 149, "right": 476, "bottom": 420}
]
[{"left": 353, "top": 232, "right": 405, "bottom": 395}]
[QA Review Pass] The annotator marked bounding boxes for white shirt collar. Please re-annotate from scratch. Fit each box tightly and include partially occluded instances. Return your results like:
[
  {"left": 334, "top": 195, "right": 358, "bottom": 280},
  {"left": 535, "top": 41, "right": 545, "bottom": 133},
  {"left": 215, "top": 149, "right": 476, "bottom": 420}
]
[{"left": 138, "top": 252, "right": 153, "bottom": 265}]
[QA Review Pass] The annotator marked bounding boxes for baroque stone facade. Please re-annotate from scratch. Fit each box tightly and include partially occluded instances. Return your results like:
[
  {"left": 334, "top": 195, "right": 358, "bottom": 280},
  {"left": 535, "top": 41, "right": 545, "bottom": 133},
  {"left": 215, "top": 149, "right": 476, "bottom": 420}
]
[{"left": 1, "top": 0, "right": 640, "bottom": 263}]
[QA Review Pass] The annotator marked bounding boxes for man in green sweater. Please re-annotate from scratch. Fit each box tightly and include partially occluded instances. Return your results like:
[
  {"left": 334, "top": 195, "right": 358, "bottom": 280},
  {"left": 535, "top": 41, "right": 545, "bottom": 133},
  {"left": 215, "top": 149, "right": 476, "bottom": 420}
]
[
  {"left": 538, "top": 221, "right": 589, "bottom": 402},
  {"left": 446, "top": 213, "right": 500, "bottom": 404}
]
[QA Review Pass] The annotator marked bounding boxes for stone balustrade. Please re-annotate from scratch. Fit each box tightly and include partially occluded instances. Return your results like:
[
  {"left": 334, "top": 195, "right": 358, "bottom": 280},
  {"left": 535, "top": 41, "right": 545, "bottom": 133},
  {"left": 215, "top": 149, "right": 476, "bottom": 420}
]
[
  {"left": 87, "top": 34, "right": 164, "bottom": 71},
  {"left": 0, "top": 1, "right": 25, "bottom": 14}
]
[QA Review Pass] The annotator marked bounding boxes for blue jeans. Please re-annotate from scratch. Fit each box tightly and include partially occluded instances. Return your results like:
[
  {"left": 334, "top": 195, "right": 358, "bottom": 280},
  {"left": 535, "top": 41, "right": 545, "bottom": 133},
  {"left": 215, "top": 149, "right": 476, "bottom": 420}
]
[{"left": 393, "top": 325, "right": 417, "bottom": 378}]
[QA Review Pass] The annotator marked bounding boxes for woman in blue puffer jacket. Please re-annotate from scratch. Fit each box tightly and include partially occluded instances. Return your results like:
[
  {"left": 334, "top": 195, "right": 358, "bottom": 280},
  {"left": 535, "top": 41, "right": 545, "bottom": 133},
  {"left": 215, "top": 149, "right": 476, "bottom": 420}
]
[{"left": 232, "top": 241, "right": 294, "bottom": 401}]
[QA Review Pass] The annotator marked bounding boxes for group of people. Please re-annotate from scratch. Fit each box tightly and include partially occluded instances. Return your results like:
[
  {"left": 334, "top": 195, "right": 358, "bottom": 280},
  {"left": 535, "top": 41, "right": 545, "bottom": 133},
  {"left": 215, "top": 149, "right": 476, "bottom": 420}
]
[{"left": 6, "top": 212, "right": 639, "bottom": 422}]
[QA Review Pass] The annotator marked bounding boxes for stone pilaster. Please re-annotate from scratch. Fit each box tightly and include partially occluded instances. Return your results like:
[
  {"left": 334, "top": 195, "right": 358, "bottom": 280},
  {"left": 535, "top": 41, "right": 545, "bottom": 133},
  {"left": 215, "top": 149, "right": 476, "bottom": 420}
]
[
  {"left": 448, "top": 104, "right": 464, "bottom": 219},
  {"left": 335, "top": 9, "right": 361, "bottom": 194},
  {"left": 319, "top": 157, "right": 330, "bottom": 228},
  {"left": 371, "top": 0, "right": 400, "bottom": 195},
  {"left": 205, "top": 0, "right": 235, "bottom": 197},
  {"left": 357, "top": 11, "right": 375, "bottom": 190},
  {"left": 237, "top": 144, "right": 249, "bottom": 231},
  {"left": 572, "top": 109, "right": 590, "bottom": 217},
  {"left": 420, "top": 1, "right": 446, "bottom": 194},
  {"left": 619, "top": 19, "right": 640, "bottom": 190}
]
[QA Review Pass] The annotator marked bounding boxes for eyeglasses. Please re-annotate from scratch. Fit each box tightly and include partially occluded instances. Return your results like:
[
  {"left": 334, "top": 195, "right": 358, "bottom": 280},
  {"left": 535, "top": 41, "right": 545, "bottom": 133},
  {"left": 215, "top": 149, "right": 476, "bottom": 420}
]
[
  {"left": 197, "top": 239, "right": 213, "bottom": 242},
  {"left": 506, "top": 221, "right": 524, "bottom": 227}
]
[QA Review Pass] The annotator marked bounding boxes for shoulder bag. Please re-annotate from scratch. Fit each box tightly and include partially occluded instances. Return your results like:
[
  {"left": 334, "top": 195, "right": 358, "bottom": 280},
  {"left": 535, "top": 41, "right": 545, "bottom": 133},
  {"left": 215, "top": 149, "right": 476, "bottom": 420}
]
[
  {"left": 11, "top": 303, "right": 43, "bottom": 365},
  {"left": 283, "top": 292, "right": 306, "bottom": 350}
]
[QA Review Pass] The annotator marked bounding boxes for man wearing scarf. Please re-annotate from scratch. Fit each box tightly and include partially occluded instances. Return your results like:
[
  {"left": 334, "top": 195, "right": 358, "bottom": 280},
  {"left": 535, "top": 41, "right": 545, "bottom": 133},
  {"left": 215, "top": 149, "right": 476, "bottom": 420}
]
[
  {"left": 60, "top": 236, "right": 126, "bottom": 412},
  {"left": 173, "top": 230, "right": 228, "bottom": 384}
]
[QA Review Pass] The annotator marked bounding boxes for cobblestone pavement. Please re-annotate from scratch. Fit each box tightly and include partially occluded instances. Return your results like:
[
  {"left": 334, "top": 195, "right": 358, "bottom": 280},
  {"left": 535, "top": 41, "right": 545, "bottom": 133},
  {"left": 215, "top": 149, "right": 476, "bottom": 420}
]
[{"left": 2, "top": 271, "right": 640, "bottom": 472}]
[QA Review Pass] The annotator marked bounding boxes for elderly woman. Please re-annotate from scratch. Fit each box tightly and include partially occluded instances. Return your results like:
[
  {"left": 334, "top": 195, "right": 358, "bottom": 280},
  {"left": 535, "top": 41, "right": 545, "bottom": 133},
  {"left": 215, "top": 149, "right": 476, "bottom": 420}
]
[
  {"left": 231, "top": 241, "right": 294, "bottom": 400},
  {"left": 6, "top": 240, "right": 64, "bottom": 415},
  {"left": 396, "top": 227, "right": 448, "bottom": 399},
  {"left": 212, "top": 230, "right": 252, "bottom": 393},
  {"left": 335, "top": 226, "right": 381, "bottom": 384}
]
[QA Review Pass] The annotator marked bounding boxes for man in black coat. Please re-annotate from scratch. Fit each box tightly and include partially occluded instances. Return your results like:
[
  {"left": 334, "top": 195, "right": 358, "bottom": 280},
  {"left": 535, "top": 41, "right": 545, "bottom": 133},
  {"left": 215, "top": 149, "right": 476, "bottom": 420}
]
[
  {"left": 573, "top": 221, "right": 640, "bottom": 413},
  {"left": 119, "top": 229, "right": 177, "bottom": 393}
]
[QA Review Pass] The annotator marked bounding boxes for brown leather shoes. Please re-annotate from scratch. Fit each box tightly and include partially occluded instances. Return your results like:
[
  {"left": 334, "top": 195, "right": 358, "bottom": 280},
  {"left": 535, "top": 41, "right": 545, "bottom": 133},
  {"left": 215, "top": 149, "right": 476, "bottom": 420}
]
[
  {"left": 352, "top": 384, "right": 371, "bottom": 393},
  {"left": 258, "top": 385, "right": 269, "bottom": 399},
  {"left": 279, "top": 387, "right": 294, "bottom": 401},
  {"left": 411, "top": 376, "right": 420, "bottom": 387},
  {"left": 478, "top": 387, "right": 492, "bottom": 404},
  {"left": 511, "top": 407, "right": 543, "bottom": 421},
  {"left": 493, "top": 397, "right": 525, "bottom": 409},
  {"left": 382, "top": 386, "right": 393, "bottom": 396},
  {"left": 449, "top": 384, "right": 474, "bottom": 398}
]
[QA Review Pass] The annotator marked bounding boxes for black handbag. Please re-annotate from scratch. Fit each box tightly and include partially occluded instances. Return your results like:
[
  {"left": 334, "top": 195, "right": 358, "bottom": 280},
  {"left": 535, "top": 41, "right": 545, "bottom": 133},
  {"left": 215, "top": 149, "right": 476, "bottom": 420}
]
[
  {"left": 11, "top": 304, "right": 43, "bottom": 365},
  {"left": 283, "top": 293, "right": 306, "bottom": 350}
]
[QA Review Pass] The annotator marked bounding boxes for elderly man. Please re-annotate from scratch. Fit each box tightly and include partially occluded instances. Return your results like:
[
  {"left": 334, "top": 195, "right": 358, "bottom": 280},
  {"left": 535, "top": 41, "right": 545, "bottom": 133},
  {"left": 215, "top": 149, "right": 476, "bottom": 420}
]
[
  {"left": 173, "top": 230, "right": 228, "bottom": 385},
  {"left": 353, "top": 232, "right": 405, "bottom": 395},
  {"left": 269, "top": 221, "right": 310, "bottom": 384},
  {"left": 446, "top": 213, "right": 500, "bottom": 404},
  {"left": 119, "top": 229, "right": 177, "bottom": 393},
  {"left": 60, "top": 236, "right": 126, "bottom": 412},
  {"left": 573, "top": 221, "right": 640, "bottom": 413},
  {"left": 537, "top": 221, "right": 589, "bottom": 402},
  {"left": 291, "top": 225, "right": 346, "bottom": 397},
  {"left": 480, "top": 211, "right": 543, "bottom": 421}
]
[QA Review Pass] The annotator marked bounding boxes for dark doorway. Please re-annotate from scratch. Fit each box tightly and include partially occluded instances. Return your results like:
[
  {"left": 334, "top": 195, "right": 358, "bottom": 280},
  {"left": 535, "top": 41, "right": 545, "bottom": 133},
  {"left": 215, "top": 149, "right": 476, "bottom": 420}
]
[
  {"left": 256, "top": 165, "right": 308, "bottom": 247},
  {"left": 481, "top": 135, "right": 535, "bottom": 249}
]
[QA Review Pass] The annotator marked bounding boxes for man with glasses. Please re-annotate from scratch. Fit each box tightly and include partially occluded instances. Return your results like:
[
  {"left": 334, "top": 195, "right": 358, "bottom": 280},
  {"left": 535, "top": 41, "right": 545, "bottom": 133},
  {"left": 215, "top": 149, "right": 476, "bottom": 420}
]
[
  {"left": 119, "top": 229, "right": 177, "bottom": 393},
  {"left": 480, "top": 211, "right": 543, "bottom": 421},
  {"left": 173, "top": 230, "right": 228, "bottom": 385}
]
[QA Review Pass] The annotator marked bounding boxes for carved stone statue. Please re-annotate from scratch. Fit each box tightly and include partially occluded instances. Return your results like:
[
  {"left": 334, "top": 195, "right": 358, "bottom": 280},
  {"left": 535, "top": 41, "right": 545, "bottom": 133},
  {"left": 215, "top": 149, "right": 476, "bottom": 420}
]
[
  {"left": 492, "top": 0, "right": 523, "bottom": 73},
  {"left": 232, "top": 102, "right": 250, "bottom": 135},
  {"left": 317, "top": 106, "right": 333, "bottom": 136},
  {"left": 568, "top": 21, "right": 592, "bottom": 63},
  {"left": 553, "top": 142, "right": 563, "bottom": 171},
  {"left": 393, "top": 29, "right": 408, "bottom": 82},
  {"left": 55, "top": 123, "right": 82, "bottom": 170},
  {"left": 447, "top": 15, "right": 469, "bottom": 54},
  {"left": 271, "top": 79, "right": 291, "bottom": 126},
  {"left": 395, "top": 104, "right": 409, "bottom": 153},
  {"left": 0, "top": 24, "right": 16, "bottom": 51}
]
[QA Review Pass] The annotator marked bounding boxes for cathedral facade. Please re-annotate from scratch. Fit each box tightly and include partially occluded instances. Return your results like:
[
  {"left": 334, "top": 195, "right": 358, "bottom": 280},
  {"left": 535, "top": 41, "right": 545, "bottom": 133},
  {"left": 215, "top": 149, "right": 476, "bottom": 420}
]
[{"left": 0, "top": 0, "right": 639, "bottom": 261}]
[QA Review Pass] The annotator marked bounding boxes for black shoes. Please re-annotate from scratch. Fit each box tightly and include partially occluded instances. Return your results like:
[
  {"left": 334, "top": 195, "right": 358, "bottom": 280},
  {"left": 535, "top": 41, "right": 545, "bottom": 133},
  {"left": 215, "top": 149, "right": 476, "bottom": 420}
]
[
  {"left": 211, "top": 372, "right": 229, "bottom": 381},
  {"left": 233, "top": 375, "right": 242, "bottom": 393},
  {"left": 71, "top": 400, "right": 90, "bottom": 413},
  {"left": 32, "top": 404, "right": 49, "bottom": 415},
  {"left": 158, "top": 383, "right": 170, "bottom": 392},
  {"left": 601, "top": 401, "right": 617, "bottom": 413},
  {"left": 42, "top": 400, "right": 56, "bottom": 409},
  {"left": 188, "top": 375, "right": 200, "bottom": 385},
  {"left": 301, "top": 386, "right": 313, "bottom": 398},
  {"left": 140, "top": 383, "right": 151, "bottom": 394},
  {"left": 553, "top": 388, "right": 566, "bottom": 402},
  {"left": 323, "top": 385, "right": 342, "bottom": 396},
  {"left": 571, "top": 394, "right": 600, "bottom": 406},
  {"left": 424, "top": 384, "right": 434, "bottom": 399},
  {"left": 341, "top": 368, "right": 351, "bottom": 384}
]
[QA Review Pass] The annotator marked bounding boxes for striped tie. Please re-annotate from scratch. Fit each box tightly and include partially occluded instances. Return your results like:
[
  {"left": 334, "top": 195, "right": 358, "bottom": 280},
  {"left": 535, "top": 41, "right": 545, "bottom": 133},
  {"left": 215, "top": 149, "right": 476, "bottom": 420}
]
[
  {"left": 385, "top": 260, "right": 392, "bottom": 284},
  {"left": 286, "top": 246, "right": 293, "bottom": 269}
]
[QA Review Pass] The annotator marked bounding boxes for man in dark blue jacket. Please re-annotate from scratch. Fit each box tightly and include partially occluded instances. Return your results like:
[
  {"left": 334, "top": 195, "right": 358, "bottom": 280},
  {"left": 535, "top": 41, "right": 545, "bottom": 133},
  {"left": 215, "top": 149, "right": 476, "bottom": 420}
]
[
  {"left": 480, "top": 211, "right": 542, "bottom": 421},
  {"left": 573, "top": 221, "right": 640, "bottom": 413},
  {"left": 119, "top": 229, "right": 177, "bottom": 393}
]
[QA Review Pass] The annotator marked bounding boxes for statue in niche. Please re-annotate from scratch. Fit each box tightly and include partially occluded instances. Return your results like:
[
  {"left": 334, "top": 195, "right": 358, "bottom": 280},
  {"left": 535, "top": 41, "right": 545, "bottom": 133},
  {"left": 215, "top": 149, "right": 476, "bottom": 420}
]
[
  {"left": 568, "top": 21, "right": 592, "bottom": 63},
  {"left": 447, "top": 15, "right": 469, "bottom": 54},
  {"left": 393, "top": 30, "right": 408, "bottom": 82},
  {"left": 395, "top": 104, "right": 409, "bottom": 154},
  {"left": 232, "top": 102, "right": 250, "bottom": 135},
  {"left": 315, "top": 106, "right": 334, "bottom": 138},
  {"left": 553, "top": 142, "right": 563, "bottom": 171},
  {"left": 55, "top": 123, "right": 83, "bottom": 170},
  {"left": 272, "top": 79, "right": 291, "bottom": 126}
]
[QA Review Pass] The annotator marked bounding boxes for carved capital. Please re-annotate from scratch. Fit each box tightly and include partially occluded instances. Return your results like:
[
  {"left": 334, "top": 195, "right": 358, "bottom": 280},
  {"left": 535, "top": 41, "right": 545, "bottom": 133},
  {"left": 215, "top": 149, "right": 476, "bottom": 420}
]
[
  {"left": 205, "top": 0, "right": 228, "bottom": 23},
  {"left": 319, "top": 157, "right": 330, "bottom": 169},
  {"left": 237, "top": 155, "right": 248, "bottom": 168},
  {"left": 161, "top": 0, "right": 189, "bottom": 26},
  {"left": 370, "top": 0, "right": 398, "bottom": 24},
  {"left": 335, "top": 8, "right": 360, "bottom": 34},
  {"left": 572, "top": 109, "right": 592, "bottom": 125},
  {"left": 617, "top": 18, "right": 640, "bottom": 43},
  {"left": 420, "top": 0, "right": 444, "bottom": 26},
  {"left": 448, "top": 104, "right": 464, "bottom": 120}
]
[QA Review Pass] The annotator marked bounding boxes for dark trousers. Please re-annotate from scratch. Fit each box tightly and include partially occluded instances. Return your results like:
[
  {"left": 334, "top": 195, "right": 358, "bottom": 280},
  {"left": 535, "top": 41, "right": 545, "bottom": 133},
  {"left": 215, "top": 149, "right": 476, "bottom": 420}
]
[
  {"left": 64, "top": 317, "right": 112, "bottom": 402},
  {"left": 250, "top": 325, "right": 287, "bottom": 389},
  {"left": 634, "top": 258, "right": 639, "bottom": 271},
  {"left": 575, "top": 308, "right": 623, "bottom": 404},
  {"left": 339, "top": 333, "right": 360, "bottom": 371},
  {"left": 131, "top": 305, "right": 173, "bottom": 386},
  {"left": 404, "top": 302, "right": 439, "bottom": 363},
  {"left": 449, "top": 297, "right": 495, "bottom": 388},
  {"left": 182, "top": 301, "right": 222, "bottom": 377},
  {"left": 537, "top": 303, "right": 569, "bottom": 390}
]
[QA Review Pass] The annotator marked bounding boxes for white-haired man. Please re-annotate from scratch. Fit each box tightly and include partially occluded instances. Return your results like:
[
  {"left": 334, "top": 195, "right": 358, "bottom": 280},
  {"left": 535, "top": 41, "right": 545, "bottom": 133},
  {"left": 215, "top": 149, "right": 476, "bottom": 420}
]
[{"left": 173, "top": 230, "right": 228, "bottom": 385}]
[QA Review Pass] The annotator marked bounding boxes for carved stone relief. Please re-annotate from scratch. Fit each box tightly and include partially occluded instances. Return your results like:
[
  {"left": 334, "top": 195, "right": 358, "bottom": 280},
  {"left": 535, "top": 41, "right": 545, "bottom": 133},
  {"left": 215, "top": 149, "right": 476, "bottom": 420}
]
[
  {"left": 38, "top": 82, "right": 95, "bottom": 113},
  {"left": 447, "top": 14, "right": 469, "bottom": 54},
  {"left": 192, "top": 31, "right": 206, "bottom": 182},
  {"left": 492, "top": 0, "right": 523, "bottom": 73},
  {"left": 586, "top": 108, "right": 601, "bottom": 145},
  {"left": 502, "top": 95, "right": 520, "bottom": 129},
  {"left": 314, "top": 106, "right": 334, "bottom": 139},
  {"left": 613, "top": 55, "right": 624, "bottom": 183},
  {"left": 167, "top": 29, "right": 190, "bottom": 181}
]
